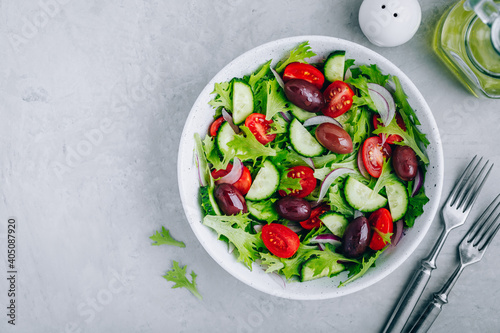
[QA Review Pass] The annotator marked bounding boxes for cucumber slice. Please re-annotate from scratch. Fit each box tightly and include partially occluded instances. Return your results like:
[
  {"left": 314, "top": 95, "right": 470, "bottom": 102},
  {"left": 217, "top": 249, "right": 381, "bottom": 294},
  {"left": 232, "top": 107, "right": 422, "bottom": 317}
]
[
  {"left": 289, "top": 118, "right": 325, "bottom": 157},
  {"left": 300, "top": 257, "right": 345, "bottom": 282},
  {"left": 232, "top": 81, "right": 254, "bottom": 125},
  {"left": 344, "top": 176, "right": 387, "bottom": 213},
  {"left": 288, "top": 103, "right": 316, "bottom": 122},
  {"left": 200, "top": 185, "right": 221, "bottom": 216},
  {"left": 246, "top": 160, "right": 280, "bottom": 201},
  {"left": 247, "top": 199, "right": 279, "bottom": 222},
  {"left": 324, "top": 50, "right": 346, "bottom": 82},
  {"left": 386, "top": 181, "right": 409, "bottom": 221},
  {"left": 215, "top": 121, "right": 236, "bottom": 157},
  {"left": 320, "top": 211, "right": 349, "bottom": 237}
]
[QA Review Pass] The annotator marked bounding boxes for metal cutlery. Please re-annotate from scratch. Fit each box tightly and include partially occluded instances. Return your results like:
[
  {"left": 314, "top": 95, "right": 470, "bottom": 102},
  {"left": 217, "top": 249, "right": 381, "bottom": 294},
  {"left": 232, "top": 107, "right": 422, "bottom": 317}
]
[
  {"left": 382, "top": 156, "right": 493, "bottom": 333},
  {"left": 409, "top": 193, "right": 500, "bottom": 332}
]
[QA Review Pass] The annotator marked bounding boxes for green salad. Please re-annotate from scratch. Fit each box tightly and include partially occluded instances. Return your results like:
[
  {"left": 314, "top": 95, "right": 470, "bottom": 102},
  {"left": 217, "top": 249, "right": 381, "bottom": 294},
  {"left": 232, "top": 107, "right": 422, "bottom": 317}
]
[{"left": 193, "top": 41, "right": 430, "bottom": 287}]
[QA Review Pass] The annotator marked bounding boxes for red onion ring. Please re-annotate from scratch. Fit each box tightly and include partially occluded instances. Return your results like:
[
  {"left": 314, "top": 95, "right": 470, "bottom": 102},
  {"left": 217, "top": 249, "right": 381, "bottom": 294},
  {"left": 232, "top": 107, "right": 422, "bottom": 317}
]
[
  {"left": 357, "top": 147, "right": 370, "bottom": 179},
  {"left": 303, "top": 116, "right": 343, "bottom": 128},
  {"left": 215, "top": 157, "right": 243, "bottom": 185},
  {"left": 271, "top": 67, "right": 286, "bottom": 90},
  {"left": 411, "top": 167, "right": 424, "bottom": 197},
  {"left": 367, "top": 83, "right": 396, "bottom": 126},
  {"left": 222, "top": 108, "right": 240, "bottom": 134},
  {"left": 390, "top": 219, "right": 404, "bottom": 247},
  {"left": 317, "top": 168, "right": 356, "bottom": 203}
]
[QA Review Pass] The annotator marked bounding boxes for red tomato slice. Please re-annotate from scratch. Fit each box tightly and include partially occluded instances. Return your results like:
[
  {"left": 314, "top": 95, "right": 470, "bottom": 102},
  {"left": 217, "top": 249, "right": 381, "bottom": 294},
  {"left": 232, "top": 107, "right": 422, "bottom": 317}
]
[
  {"left": 322, "top": 81, "right": 354, "bottom": 118},
  {"left": 283, "top": 62, "right": 325, "bottom": 90},
  {"left": 278, "top": 166, "right": 316, "bottom": 198},
  {"left": 361, "top": 136, "right": 392, "bottom": 178},
  {"left": 299, "top": 204, "right": 329, "bottom": 230},
  {"left": 209, "top": 116, "right": 224, "bottom": 137},
  {"left": 211, "top": 164, "right": 252, "bottom": 195},
  {"left": 244, "top": 113, "right": 276, "bottom": 145},
  {"left": 261, "top": 223, "right": 300, "bottom": 258},
  {"left": 372, "top": 113, "right": 407, "bottom": 144},
  {"left": 368, "top": 208, "right": 394, "bottom": 251}
]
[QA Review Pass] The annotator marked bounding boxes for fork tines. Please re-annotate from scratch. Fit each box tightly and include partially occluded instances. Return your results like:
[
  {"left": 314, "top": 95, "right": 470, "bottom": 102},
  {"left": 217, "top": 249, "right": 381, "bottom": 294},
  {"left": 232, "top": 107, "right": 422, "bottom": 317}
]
[
  {"left": 466, "top": 193, "right": 500, "bottom": 251},
  {"left": 449, "top": 156, "right": 493, "bottom": 213}
]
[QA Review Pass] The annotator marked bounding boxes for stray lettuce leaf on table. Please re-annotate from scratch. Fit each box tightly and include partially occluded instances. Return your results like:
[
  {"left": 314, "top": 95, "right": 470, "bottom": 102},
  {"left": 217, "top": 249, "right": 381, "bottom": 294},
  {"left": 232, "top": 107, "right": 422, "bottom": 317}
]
[
  {"left": 150, "top": 226, "right": 185, "bottom": 248},
  {"left": 163, "top": 261, "right": 202, "bottom": 300}
]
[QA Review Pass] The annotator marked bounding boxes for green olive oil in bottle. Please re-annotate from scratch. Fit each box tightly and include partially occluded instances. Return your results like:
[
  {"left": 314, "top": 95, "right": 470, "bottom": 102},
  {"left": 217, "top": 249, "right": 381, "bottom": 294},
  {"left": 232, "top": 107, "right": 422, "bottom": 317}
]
[{"left": 434, "top": 0, "right": 500, "bottom": 98}]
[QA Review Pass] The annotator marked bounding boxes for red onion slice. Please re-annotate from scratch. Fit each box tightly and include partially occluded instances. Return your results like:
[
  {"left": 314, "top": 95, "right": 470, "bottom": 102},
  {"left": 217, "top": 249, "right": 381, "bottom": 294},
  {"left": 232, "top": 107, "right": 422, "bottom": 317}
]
[
  {"left": 296, "top": 154, "right": 315, "bottom": 169},
  {"left": 271, "top": 67, "right": 286, "bottom": 90},
  {"left": 357, "top": 148, "right": 370, "bottom": 179},
  {"left": 411, "top": 167, "right": 424, "bottom": 197},
  {"left": 195, "top": 153, "right": 207, "bottom": 187},
  {"left": 279, "top": 111, "right": 292, "bottom": 122},
  {"left": 222, "top": 108, "right": 240, "bottom": 134},
  {"left": 367, "top": 83, "right": 396, "bottom": 126},
  {"left": 253, "top": 223, "right": 263, "bottom": 233},
  {"left": 303, "top": 115, "right": 343, "bottom": 128},
  {"left": 354, "top": 210, "right": 364, "bottom": 219},
  {"left": 215, "top": 157, "right": 243, "bottom": 185},
  {"left": 317, "top": 168, "right": 356, "bottom": 203},
  {"left": 309, "top": 233, "right": 342, "bottom": 244},
  {"left": 390, "top": 219, "right": 404, "bottom": 247}
]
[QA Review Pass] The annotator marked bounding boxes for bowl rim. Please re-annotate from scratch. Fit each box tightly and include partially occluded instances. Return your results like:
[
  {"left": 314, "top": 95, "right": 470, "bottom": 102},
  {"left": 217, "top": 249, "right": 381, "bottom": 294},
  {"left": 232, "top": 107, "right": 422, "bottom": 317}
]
[{"left": 177, "top": 35, "right": 444, "bottom": 300}]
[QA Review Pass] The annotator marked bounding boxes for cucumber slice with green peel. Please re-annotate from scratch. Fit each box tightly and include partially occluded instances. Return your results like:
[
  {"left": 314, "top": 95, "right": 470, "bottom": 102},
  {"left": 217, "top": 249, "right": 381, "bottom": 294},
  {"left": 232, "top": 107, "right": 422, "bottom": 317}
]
[
  {"left": 289, "top": 118, "right": 325, "bottom": 157},
  {"left": 324, "top": 50, "right": 346, "bottom": 82},
  {"left": 320, "top": 211, "right": 349, "bottom": 237},
  {"left": 247, "top": 199, "right": 279, "bottom": 222},
  {"left": 232, "top": 81, "right": 254, "bottom": 125},
  {"left": 288, "top": 103, "right": 316, "bottom": 122},
  {"left": 344, "top": 176, "right": 388, "bottom": 213},
  {"left": 200, "top": 185, "right": 221, "bottom": 216},
  {"left": 215, "top": 121, "right": 236, "bottom": 157},
  {"left": 300, "top": 257, "right": 345, "bottom": 282},
  {"left": 386, "top": 181, "right": 409, "bottom": 221},
  {"left": 246, "top": 160, "right": 280, "bottom": 201}
]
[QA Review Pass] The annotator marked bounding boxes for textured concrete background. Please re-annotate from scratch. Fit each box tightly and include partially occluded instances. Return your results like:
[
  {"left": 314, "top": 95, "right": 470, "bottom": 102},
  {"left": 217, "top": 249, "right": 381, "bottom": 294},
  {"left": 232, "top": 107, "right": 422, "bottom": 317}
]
[{"left": 1, "top": 0, "right": 500, "bottom": 332}]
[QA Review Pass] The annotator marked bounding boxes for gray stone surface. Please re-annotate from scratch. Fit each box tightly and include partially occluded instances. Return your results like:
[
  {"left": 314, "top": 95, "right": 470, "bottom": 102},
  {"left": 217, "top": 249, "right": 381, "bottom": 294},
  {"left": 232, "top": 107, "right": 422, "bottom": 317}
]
[{"left": 1, "top": 0, "right": 499, "bottom": 332}]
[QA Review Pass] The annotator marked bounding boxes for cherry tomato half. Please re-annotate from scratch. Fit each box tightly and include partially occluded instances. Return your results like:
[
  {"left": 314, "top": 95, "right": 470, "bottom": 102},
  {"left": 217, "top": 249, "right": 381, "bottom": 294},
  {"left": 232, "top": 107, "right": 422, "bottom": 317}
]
[
  {"left": 209, "top": 116, "right": 224, "bottom": 137},
  {"left": 361, "top": 136, "right": 392, "bottom": 178},
  {"left": 211, "top": 164, "right": 252, "bottom": 195},
  {"left": 322, "top": 81, "right": 354, "bottom": 118},
  {"left": 299, "top": 204, "right": 329, "bottom": 230},
  {"left": 261, "top": 223, "right": 300, "bottom": 258},
  {"left": 278, "top": 166, "right": 316, "bottom": 198},
  {"left": 283, "top": 62, "right": 325, "bottom": 90},
  {"left": 368, "top": 208, "right": 394, "bottom": 251},
  {"left": 244, "top": 113, "right": 276, "bottom": 145},
  {"left": 372, "top": 113, "right": 407, "bottom": 144}
]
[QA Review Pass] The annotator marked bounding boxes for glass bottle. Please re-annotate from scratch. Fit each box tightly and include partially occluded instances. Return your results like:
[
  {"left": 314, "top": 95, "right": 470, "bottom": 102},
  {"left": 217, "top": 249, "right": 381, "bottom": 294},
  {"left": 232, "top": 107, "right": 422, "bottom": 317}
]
[{"left": 434, "top": 0, "right": 500, "bottom": 98}]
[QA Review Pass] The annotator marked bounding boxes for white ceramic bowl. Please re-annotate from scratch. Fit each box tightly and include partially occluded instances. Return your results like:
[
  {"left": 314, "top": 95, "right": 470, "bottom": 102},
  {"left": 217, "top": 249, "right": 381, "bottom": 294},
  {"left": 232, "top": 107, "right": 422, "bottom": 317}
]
[{"left": 178, "top": 36, "right": 444, "bottom": 300}]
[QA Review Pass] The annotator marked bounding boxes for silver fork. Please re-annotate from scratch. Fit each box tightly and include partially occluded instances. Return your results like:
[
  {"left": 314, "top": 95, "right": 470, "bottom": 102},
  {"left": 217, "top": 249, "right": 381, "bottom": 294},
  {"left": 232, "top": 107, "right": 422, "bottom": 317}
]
[
  {"left": 382, "top": 156, "right": 493, "bottom": 333},
  {"left": 409, "top": 193, "right": 500, "bottom": 333}
]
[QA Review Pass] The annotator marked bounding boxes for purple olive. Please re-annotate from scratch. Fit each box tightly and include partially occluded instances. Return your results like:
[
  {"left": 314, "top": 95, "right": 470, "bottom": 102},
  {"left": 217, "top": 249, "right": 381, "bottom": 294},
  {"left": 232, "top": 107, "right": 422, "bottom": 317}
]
[
  {"left": 392, "top": 146, "right": 418, "bottom": 181},
  {"left": 315, "top": 122, "right": 353, "bottom": 154},
  {"left": 275, "top": 196, "right": 311, "bottom": 221},
  {"left": 284, "top": 79, "right": 325, "bottom": 113},
  {"left": 214, "top": 183, "right": 248, "bottom": 215},
  {"left": 342, "top": 216, "right": 372, "bottom": 258}
]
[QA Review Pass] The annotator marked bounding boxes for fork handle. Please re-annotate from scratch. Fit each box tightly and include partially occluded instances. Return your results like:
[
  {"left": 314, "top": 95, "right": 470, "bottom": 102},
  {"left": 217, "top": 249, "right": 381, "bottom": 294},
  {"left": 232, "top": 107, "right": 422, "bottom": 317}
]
[
  {"left": 381, "top": 262, "right": 434, "bottom": 333},
  {"left": 408, "top": 265, "right": 465, "bottom": 333}
]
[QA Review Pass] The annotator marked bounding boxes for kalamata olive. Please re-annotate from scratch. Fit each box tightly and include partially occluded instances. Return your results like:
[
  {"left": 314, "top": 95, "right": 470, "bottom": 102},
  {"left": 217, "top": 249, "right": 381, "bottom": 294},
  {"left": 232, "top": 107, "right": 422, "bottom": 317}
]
[
  {"left": 342, "top": 216, "right": 372, "bottom": 258},
  {"left": 275, "top": 196, "right": 312, "bottom": 221},
  {"left": 315, "top": 122, "right": 353, "bottom": 154},
  {"left": 392, "top": 145, "right": 418, "bottom": 181},
  {"left": 284, "top": 79, "right": 325, "bottom": 113},
  {"left": 214, "top": 183, "right": 248, "bottom": 215}
]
